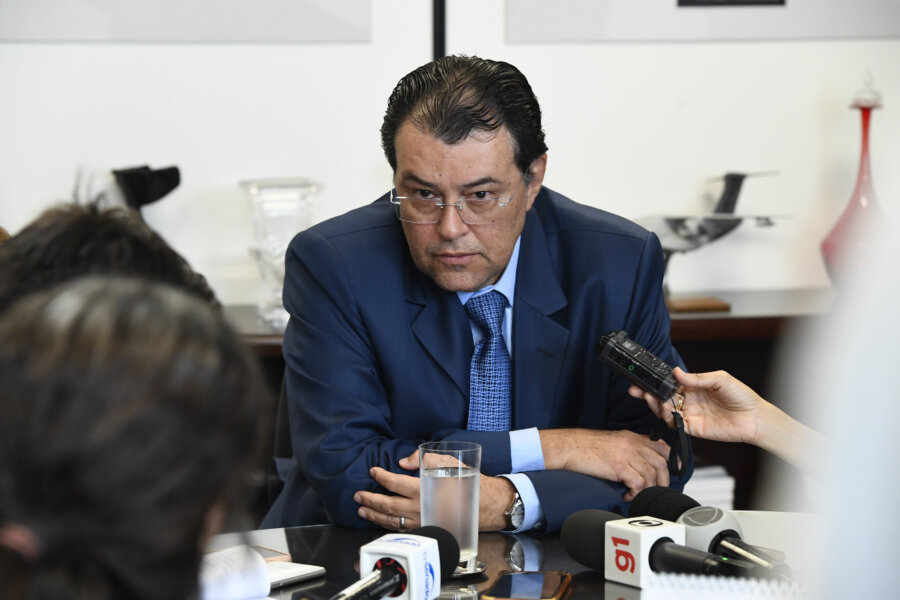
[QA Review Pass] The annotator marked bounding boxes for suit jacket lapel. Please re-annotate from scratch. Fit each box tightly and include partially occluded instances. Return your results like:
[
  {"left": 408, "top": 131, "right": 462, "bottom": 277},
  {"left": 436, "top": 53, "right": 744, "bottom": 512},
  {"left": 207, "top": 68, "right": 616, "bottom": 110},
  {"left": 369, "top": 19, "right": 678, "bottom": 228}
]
[
  {"left": 512, "top": 206, "right": 569, "bottom": 429},
  {"left": 405, "top": 264, "right": 472, "bottom": 398}
]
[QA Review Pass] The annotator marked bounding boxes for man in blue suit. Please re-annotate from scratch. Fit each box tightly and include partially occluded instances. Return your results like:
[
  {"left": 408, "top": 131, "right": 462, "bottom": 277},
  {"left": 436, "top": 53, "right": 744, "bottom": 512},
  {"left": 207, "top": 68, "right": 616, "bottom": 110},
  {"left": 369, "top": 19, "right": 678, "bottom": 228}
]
[{"left": 264, "top": 56, "right": 689, "bottom": 533}]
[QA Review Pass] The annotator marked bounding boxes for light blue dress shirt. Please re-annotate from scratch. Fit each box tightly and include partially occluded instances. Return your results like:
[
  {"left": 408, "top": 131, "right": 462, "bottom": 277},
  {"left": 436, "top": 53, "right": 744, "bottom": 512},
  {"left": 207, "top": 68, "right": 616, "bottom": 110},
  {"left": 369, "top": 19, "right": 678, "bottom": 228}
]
[{"left": 457, "top": 236, "right": 546, "bottom": 532}]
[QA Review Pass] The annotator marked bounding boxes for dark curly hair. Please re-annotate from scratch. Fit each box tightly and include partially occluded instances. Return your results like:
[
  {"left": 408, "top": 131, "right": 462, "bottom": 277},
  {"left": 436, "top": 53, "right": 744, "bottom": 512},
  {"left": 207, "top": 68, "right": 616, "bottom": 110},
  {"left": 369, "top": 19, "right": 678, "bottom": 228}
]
[{"left": 0, "top": 203, "right": 218, "bottom": 315}]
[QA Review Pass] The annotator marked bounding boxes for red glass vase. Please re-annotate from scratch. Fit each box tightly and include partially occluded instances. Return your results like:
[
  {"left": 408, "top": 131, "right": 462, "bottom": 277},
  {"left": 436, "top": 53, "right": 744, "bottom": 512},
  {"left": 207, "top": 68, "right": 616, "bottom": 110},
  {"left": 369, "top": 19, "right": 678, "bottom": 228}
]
[{"left": 821, "top": 79, "right": 885, "bottom": 283}]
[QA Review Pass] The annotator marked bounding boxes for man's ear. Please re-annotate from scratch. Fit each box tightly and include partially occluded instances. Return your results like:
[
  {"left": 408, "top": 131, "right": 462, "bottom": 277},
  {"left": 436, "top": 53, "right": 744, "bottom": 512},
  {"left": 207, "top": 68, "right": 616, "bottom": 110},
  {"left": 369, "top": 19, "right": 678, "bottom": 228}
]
[{"left": 524, "top": 154, "right": 547, "bottom": 211}]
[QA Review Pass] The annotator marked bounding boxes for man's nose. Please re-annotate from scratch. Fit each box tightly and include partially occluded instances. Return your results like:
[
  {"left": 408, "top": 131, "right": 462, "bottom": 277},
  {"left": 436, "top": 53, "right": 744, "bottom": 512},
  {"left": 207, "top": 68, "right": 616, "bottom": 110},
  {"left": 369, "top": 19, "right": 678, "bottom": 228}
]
[{"left": 435, "top": 203, "right": 470, "bottom": 240}]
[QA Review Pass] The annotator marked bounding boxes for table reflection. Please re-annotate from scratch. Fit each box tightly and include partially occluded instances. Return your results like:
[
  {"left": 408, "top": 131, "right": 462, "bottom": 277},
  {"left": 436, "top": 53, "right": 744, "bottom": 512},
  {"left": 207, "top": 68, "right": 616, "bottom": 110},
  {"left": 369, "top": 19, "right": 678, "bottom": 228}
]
[{"left": 260, "top": 525, "right": 602, "bottom": 599}]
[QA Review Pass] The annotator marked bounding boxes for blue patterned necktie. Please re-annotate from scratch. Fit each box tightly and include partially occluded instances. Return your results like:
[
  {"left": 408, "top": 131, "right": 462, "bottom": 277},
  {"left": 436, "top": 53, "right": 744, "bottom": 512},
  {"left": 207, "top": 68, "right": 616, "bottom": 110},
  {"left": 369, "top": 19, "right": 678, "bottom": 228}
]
[{"left": 465, "top": 290, "right": 511, "bottom": 431}]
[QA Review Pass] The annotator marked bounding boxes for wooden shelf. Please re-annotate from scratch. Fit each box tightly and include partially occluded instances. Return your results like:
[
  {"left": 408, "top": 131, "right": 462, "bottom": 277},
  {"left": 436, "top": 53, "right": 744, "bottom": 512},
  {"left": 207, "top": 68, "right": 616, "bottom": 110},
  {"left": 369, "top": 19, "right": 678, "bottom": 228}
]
[
  {"left": 669, "top": 287, "right": 833, "bottom": 341},
  {"left": 226, "top": 287, "right": 835, "bottom": 349}
]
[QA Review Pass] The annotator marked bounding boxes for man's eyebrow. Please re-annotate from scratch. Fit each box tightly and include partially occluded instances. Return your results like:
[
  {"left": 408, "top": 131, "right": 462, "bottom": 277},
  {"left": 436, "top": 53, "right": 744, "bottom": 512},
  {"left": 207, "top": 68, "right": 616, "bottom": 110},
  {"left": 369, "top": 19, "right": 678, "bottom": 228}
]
[
  {"left": 461, "top": 176, "right": 504, "bottom": 188},
  {"left": 397, "top": 173, "right": 505, "bottom": 189},
  {"left": 397, "top": 173, "right": 436, "bottom": 188}
]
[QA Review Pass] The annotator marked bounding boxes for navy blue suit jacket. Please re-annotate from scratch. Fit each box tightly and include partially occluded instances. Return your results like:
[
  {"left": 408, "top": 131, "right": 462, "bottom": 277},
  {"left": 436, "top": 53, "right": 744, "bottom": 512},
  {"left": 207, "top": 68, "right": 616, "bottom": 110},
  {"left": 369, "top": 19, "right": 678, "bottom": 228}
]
[{"left": 263, "top": 187, "right": 689, "bottom": 532}]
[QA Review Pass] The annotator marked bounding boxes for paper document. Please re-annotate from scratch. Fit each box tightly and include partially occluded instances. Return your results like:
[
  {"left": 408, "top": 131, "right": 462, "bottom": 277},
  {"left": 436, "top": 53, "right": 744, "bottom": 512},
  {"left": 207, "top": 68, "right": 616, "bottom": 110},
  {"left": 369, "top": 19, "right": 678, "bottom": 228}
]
[
  {"left": 200, "top": 544, "right": 326, "bottom": 600},
  {"left": 201, "top": 545, "right": 270, "bottom": 600}
]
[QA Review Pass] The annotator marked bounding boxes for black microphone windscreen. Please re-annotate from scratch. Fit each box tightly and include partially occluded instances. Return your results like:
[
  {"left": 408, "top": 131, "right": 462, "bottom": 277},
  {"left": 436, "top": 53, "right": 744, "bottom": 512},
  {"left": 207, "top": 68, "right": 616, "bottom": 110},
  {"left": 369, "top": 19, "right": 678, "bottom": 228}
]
[
  {"left": 409, "top": 526, "right": 460, "bottom": 580},
  {"left": 628, "top": 486, "right": 700, "bottom": 522},
  {"left": 560, "top": 509, "right": 623, "bottom": 571},
  {"left": 628, "top": 486, "right": 674, "bottom": 517}
]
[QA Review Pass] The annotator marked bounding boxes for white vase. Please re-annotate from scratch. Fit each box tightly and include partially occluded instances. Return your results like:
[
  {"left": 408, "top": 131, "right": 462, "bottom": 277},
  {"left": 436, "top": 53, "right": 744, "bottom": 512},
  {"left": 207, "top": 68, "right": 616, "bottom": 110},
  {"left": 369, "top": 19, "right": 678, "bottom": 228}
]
[{"left": 241, "top": 178, "right": 320, "bottom": 329}]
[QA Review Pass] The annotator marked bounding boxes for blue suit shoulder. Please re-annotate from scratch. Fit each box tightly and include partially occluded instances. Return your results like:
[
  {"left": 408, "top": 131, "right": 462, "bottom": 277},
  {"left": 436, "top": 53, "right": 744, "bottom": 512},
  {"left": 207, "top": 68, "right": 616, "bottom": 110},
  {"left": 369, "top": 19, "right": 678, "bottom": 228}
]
[
  {"left": 534, "top": 187, "right": 652, "bottom": 242},
  {"left": 287, "top": 194, "right": 409, "bottom": 272},
  {"left": 296, "top": 193, "right": 396, "bottom": 243}
]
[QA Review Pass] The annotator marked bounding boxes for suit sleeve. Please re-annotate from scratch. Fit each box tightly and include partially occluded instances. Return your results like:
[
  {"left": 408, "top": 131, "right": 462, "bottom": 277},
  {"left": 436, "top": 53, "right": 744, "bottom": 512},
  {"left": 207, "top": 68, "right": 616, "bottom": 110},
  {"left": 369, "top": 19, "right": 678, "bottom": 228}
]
[
  {"left": 283, "top": 228, "right": 408, "bottom": 527},
  {"left": 526, "top": 471, "right": 629, "bottom": 532}
]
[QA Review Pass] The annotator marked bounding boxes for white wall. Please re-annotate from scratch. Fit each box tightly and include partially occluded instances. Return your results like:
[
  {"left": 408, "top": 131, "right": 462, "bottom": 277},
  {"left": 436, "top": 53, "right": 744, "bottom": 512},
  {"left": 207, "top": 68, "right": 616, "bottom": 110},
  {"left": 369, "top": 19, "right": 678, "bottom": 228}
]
[
  {"left": 0, "top": 1, "right": 430, "bottom": 303},
  {"left": 1, "top": 1, "right": 897, "bottom": 303},
  {"left": 447, "top": 1, "right": 900, "bottom": 293}
]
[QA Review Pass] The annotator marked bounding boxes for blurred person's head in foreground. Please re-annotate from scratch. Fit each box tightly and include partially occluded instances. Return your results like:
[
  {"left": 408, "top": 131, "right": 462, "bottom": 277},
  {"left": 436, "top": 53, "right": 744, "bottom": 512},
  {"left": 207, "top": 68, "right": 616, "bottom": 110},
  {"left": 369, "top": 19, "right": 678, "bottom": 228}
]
[
  {"left": 0, "top": 202, "right": 218, "bottom": 315},
  {"left": 0, "top": 276, "right": 271, "bottom": 600}
]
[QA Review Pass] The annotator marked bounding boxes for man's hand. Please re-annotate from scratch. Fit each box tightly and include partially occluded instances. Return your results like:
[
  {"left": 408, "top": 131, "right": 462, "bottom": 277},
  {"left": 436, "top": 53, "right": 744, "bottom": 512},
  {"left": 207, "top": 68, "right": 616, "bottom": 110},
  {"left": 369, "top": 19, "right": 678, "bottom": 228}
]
[
  {"left": 354, "top": 466, "right": 422, "bottom": 531},
  {"left": 354, "top": 451, "right": 518, "bottom": 531},
  {"left": 480, "top": 475, "right": 516, "bottom": 531},
  {"left": 540, "top": 429, "right": 670, "bottom": 501}
]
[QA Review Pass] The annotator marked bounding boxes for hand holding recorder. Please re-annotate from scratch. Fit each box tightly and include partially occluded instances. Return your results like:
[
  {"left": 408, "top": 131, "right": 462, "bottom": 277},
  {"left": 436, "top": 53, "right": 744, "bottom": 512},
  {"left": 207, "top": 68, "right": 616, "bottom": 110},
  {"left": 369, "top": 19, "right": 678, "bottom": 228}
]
[{"left": 628, "top": 368, "right": 825, "bottom": 477}]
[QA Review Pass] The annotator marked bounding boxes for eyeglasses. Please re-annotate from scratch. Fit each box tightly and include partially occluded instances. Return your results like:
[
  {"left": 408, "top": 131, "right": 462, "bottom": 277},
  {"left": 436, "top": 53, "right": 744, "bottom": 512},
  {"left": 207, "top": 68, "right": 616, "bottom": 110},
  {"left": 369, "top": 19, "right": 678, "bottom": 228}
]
[{"left": 390, "top": 177, "right": 526, "bottom": 225}]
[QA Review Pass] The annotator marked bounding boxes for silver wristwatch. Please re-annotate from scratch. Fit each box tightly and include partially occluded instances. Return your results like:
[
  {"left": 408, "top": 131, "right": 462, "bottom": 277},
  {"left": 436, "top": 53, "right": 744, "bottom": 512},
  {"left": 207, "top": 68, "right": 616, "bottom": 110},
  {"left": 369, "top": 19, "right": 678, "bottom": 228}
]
[
  {"left": 502, "top": 491, "right": 525, "bottom": 531},
  {"left": 505, "top": 538, "right": 525, "bottom": 571}
]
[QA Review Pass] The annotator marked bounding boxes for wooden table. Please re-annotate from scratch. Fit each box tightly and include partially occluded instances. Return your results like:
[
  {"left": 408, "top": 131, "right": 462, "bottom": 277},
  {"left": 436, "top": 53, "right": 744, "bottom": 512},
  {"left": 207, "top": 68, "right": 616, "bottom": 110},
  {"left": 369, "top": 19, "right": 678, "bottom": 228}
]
[{"left": 226, "top": 288, "right": 833, "bottom": 350}]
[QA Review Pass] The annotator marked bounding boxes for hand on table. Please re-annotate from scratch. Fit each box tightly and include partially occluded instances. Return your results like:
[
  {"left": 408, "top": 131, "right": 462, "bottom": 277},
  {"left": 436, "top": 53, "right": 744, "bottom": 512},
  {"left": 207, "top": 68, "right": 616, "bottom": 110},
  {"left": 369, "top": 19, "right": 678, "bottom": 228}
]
[
  {"left": 354, "top": 450, "right": 517, "bottom": 532},
  {"left": 354, "top": 463, "right": 422, "bottom": 532}
]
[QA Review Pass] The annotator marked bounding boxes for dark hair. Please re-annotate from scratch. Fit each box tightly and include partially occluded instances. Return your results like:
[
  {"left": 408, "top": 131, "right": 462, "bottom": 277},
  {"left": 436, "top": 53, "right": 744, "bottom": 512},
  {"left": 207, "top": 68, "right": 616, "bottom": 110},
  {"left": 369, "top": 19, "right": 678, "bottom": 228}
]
[
  {"left": 381, "top": 55, "right": 548, "bottom": 180},
  {"left": 0, "top": 277, "right": 272, "bottom": 600},
  {"left": 0, "top": 203, "right": 219, "bottom": 315}
]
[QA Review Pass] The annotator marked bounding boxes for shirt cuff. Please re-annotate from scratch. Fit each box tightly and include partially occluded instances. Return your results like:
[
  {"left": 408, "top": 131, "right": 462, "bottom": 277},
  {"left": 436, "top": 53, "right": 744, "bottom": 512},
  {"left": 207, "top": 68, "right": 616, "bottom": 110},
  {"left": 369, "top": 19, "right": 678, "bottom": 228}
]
[
  {"left": 509, "top": 427, "right": 545, "bottom": 473},
  {"left": 500, "top": 473, "right": 545, "bottom": 533}
]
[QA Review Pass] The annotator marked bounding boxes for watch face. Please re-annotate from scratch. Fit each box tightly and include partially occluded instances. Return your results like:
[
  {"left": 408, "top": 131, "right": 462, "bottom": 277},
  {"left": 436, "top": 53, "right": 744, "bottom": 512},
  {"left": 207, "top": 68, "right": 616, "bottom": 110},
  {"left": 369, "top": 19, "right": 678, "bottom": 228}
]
[{"left": 510, "top": 498, "right": 525, "bottom": 529}]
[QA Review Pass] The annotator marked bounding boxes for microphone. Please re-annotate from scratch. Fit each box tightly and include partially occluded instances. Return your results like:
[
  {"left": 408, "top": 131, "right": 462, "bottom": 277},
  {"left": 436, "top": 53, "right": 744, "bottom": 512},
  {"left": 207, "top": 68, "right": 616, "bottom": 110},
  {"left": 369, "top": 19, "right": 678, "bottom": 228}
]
[
  {"left": 628, "top": 487, "right": 792, "bottom": 580},
  {"left": 329, "top": 526, "right": 459, "bottom": 600},
  {"left": 561, "top": 509, "right": 773, "bottom": 588},
  {"left": 627, "top": 485, "right": 700, "bottom": 519}
]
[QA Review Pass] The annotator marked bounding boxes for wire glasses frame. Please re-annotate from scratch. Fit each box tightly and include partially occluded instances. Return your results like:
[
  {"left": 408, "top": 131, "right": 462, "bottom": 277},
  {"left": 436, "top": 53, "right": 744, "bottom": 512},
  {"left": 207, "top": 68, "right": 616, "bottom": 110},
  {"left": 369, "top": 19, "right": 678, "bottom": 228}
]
[{"left": 389, "top": 176, "right": 527, "bottom": 225}]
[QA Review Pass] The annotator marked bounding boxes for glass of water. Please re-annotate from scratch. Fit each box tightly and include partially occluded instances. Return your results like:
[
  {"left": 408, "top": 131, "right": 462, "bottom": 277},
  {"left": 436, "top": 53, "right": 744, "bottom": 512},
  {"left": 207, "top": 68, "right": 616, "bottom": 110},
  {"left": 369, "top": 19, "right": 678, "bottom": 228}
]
[{"left": 419, "top": 441, "right": 481, "bottom": 574}]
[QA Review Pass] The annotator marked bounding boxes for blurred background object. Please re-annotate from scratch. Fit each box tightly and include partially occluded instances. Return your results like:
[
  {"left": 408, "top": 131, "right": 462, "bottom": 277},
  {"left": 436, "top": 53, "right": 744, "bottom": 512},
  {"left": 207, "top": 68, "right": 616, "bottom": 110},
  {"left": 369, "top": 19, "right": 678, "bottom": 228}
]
[
  {"left": 76, "top": 164, "right": 181, "bottom": 217},
  {"left": 241, "top": 178, "right": 320, "bottom": 329},
  {"left": 637, "top": 171, "right": 781, "bottom": 311},
  {"left": 112, "top": 164, "right": 181, "bottom": 214},
  {"left": 820, "top": 73, "right": 887, "bottom": 285}
]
